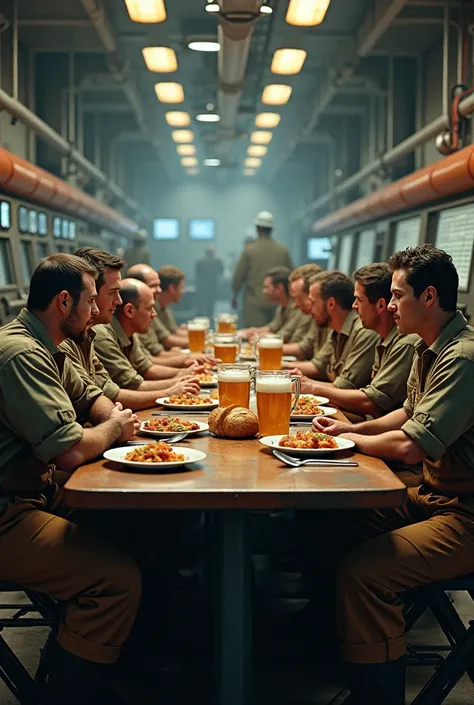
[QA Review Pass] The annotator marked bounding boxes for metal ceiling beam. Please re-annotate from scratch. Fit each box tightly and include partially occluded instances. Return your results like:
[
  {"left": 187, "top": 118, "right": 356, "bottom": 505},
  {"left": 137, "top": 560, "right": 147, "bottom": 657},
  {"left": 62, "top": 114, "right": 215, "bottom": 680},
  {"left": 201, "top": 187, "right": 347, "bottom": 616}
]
[{"left": 357, "top": 0, "right": 411, "bottom": 57}]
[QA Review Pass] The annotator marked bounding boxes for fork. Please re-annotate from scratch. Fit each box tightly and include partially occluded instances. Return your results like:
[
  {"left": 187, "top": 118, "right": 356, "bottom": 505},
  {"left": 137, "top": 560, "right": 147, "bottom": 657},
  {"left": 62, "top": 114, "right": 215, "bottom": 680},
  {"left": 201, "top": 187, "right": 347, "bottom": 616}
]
[
  {"left": 127, "top": 432, "right": 188, "bottom": 445},
  {"left": 272, "top": 450, "right": 358, "bottom": 467}
]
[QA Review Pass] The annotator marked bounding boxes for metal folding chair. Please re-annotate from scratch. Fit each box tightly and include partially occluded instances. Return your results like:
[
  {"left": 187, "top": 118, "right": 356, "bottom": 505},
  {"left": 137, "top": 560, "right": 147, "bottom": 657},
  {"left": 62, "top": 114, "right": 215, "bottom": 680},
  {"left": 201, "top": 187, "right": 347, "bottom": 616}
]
[{"left": 0, "top": 583, "right": 60, "bottom": 705}]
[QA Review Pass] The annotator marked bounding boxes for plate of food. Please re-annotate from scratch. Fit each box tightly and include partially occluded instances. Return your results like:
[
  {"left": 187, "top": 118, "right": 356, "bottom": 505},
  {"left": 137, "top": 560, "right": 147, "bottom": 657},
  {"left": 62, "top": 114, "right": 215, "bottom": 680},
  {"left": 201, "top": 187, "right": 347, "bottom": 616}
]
[
  {"left": 210, "top": 389, "right": 219, "bottom": 400},
  {"left": 104, "top": 442, "right": 207, "bottom": 470},
  {"left": 290, "top": 395, "right": 334, "bottom": 420},
  {"left": 140, "top": 417, "right": 209, "bottom": 437},
  {"left": 156, "top": 393, "right": 219, "bottom": 411},
  {"left": 197, "top": 372, "right": 218, "bottom": 388},
  {"left": 259, "top": 431, "right": 355, "bottom": 455}
]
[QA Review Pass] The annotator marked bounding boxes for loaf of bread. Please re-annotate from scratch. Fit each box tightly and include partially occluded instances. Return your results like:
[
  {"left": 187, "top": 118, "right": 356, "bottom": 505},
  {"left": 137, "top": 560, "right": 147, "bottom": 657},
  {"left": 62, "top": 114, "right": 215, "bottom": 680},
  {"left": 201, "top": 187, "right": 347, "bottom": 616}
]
[{"left": 208, "top": 405, "right": 259, "bottom": 439}]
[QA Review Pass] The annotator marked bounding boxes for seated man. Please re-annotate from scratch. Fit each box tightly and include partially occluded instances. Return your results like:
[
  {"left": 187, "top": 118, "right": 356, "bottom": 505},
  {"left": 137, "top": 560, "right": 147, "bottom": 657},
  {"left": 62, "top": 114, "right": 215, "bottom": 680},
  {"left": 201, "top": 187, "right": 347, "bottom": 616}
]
[
  {"left": 290, "top": 270, "right": 378, "bottom": 389},
  {"left": 93, "top": 278, "right": 199, "bottom": 390},
  {"left": 156, "top": 265, "right": 189, "bottom": 347},
  {"left": 61, "top": 249, "right": 200, "bottom": 409},
  {"left": 0, "top": 254, "right": 141, "bottom": 704},
  {"left": 283, "top": 264, "right": 328, "bottom": 359},
  {"left": 312, "top": 245, "right": 474, "bottom": 705}
]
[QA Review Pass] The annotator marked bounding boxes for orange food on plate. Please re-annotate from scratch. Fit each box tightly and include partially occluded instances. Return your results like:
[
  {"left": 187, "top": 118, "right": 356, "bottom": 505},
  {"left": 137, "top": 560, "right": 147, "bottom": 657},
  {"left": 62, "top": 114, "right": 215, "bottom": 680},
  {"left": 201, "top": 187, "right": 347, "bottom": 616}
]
[
  {"left": 293, "top": 397, "right": 324, "bottom": 416},
  {"left": 125, "top": 442, "right": 185, "bottom": 463},
  {"left": 166, "top": 393, "right": 214, "bottom": 406},
  {"left": 211, "top": 390, "right": 219, "bottom": 400},
  {"left": 198, "top": 372, "right": 216, "bottom": 383},
  {"left": 278, "top": 431, "right": 338, "bottom": 450},
  {"left": 143, "top": 417, "right": 200, "bottom": 432}
]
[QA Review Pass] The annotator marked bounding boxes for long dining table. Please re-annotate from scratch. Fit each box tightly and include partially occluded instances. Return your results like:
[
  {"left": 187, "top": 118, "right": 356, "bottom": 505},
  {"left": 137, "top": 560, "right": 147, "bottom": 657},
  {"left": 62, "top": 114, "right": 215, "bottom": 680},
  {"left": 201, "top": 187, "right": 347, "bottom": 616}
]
[{"left": 64, "top": 407, "right": 407, "bottom": 705}]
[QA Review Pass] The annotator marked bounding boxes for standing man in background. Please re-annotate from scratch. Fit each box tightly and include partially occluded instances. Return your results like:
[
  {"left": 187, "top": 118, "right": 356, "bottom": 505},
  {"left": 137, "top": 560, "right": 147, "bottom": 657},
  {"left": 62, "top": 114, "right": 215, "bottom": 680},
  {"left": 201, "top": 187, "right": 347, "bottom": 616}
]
[
  {"left": 194, "top": 247, "right": 224, "bottom": 320},
  {"left": 232, "top": 211, "right": 293, "bottom": 327}
]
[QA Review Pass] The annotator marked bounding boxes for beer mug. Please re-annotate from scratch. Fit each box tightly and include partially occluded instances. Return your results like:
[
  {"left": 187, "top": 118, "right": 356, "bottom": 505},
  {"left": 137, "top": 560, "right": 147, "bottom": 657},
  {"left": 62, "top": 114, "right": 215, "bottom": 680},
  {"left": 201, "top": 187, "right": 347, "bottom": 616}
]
[
  {"left": 188, "top": 320, "right": 207, "bottom": 353},
  {"left": 213, "top": 333, "right": 241, "bottom": 364},
  {"left": 192, "top": 317, "right": 210, "bottom": 330},
  {"left": 215, "top": 313, "right": 238, "bottom": 334},
  {"left": 256, "top": 370, "right": 300, "bottom": 436},
  {"left": 255, "top": 334, "right": 283, "bottom": 371},
  {"left": 217, "top": 364, "right": 254, "bottom": 408}
]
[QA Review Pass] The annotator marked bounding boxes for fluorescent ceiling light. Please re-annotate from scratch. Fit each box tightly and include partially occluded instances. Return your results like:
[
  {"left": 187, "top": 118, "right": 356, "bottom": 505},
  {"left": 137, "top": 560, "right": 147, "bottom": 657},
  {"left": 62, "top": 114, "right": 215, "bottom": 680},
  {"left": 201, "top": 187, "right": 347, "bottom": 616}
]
[
  {"left": 247, "top": 145, "right": 267, "bottom": 157},
  {"left": 260, "top": 4, "right": 273, "bottom": 14},
  {"left": 171, "top": 129, "right": 194, "bottom": 143},
  {"left": 124, "top": 0, "right": 166, "bottom": 23},
  {"left": 155, "top": 82, "right": 184, "bottom": 103},
  {"left": 165, "top": 111, "right": 190, "bottom": 126},
  {"left": 186, "top": 168, "right": 200, "bottom": 175},
  {"left": 205, "top": 3, "right": 220, "bottom": 13},
  {"left": 271, "top": 48, "right": 307, "bottom": 75},
  {"left": 177, "top": 144, "right": 196, "bottom": 156},
  {"left": 196, "top": 113, "right": 220, "bottom": 123},
  {"left": 285, "top": 0, "right": 331, "bottom": 26},
  {"left": 245, "top": 157, "right": 262, "bottom": 168},
  {"left": 250, "top": 131, "right": 273, "bottom": 145},
  {"left": 142, "top": 47, "right": 177, "bottom": 72},
  {"left": 255, "top": 112, "right": 281, "bottom": 128},
  {"left": 188, "top": 40, "right": 220, "bottom": 52},
  {"left": 243, "top": 169, "right": 256, "bottom": 176},
  {"left": 261, "top": 84, "right": 292, "bottom": 105},
  {"left": 181, "top": 157, "right": 198, "bottom": 167},
  {"left": 203, "top": 158, "right": 221, "bottom": 167}
]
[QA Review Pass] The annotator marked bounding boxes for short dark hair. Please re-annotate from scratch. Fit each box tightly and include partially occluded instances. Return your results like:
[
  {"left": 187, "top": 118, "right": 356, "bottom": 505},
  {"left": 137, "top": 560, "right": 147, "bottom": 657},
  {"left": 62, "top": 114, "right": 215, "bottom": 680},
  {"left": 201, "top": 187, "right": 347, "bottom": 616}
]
[
  {"left": 309, "top": 270, "right": 354, "bottom": 310},
  {"left": 353, "top": 262, "right": 392, "bottom": 305},
  {"left": 289, "top": 263, "right": 323, "bottom": 293},
  {"left": 158, "top": 265, "right": 185, "bottom": 291},
  {"left": 74, "top": 247, "right": 125, "bottom": 291},
  {"left": 115, "top": 280, "right": 141, "bottom": 312},
  {"left": 27, "top": 254, "right": 97, "bottom": 311},
  {"left": 389, "top": 244, "right": 458, "bottom": 312},
  {"left": 264, "top": 266, "right": 290, "bottom": 295}
]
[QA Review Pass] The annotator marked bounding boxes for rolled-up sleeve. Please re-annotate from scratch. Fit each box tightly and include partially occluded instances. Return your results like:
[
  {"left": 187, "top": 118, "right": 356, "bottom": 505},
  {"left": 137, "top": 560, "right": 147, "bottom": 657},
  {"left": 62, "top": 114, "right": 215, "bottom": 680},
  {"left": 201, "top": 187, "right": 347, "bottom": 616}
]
[
  {"left": 333, "top": 329, "right": 378, "bottom": 390},
  {"left": 401, "top": 354, "right": 474, "bottom": 461},
  {"left": 361, "top": 339, "right": 415, "bottom": 413}
]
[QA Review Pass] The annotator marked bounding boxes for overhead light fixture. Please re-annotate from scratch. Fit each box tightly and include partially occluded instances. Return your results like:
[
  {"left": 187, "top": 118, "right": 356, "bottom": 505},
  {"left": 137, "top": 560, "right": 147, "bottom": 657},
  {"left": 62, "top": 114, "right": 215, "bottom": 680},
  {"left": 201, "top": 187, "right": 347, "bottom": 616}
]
[
  {"left": 177, "top": 144, "right": 196, "bottom": 156},
  {"left": 188, "top": 38, "right": 220, "bottom": 52},
  {"left": 123, "top": 0, "right": 167, "bottom": 23},
  {"left": 186, "top": 168, "right": 200, "bottom": 175},
  {"left": 243, "top": 169, "right": 256, "bottom": 176},
  {"left": 285, "top": 0, "right": 331, "bottom": 26},
  {"left": 205, "top": 2, "right": 220, "bottom": 13},
  {"left": 171, "top": 129, "right": 194, "bottom": 143},
  {"left": 261, "top": 84, "right": 292, "bottom": 105},
  {"left": 247, "top": 145, "right": 267, "bottom": 157},
  {"left": 155, "top": 82, "right": 184, "bottom": 103},
  {"left": 142, "top": 47, "right": 177, "bottom": 72},
  {"left": 250, "top": 131, "right": 273, "bottom": 145},
  {"left": 196, "top": 113, "right": 220, "bottom": 123},
  {"left": 165, "top": 111, "right": 190, "bottom": 126},
  {"left": 245, "top": 157, "right": 262, "bottom": 168},
  {"left": 181, "top": 157, "right": 198, "bottom": 167},
  {"left": 271, "top": 48, "right": 307, "bottom": 75},
  {"left": 260, "top": 4, "right": 273, "bottom": 14},
  {"left": 203, "top": 158, "right": 221, "bottom": 167},
  {"left": 255, "top": 112, "right": 281, "bottom": 128}
]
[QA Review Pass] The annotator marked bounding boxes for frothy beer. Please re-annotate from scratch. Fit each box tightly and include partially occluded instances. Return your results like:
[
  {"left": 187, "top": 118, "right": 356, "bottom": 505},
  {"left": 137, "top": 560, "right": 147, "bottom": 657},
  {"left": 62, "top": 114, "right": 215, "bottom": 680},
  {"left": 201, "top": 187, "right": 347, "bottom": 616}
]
[
  {"left": 256, "top": 375, "right": 292, "bottom": 436},
  {"left": 257, "top": 335, "right": 283, "bottom": 371},
  {"left": 218, "top": 366, "right": 252, "bottom": 408},
  {"left": 188, "top": 321, "right": 207, "bottom": 353},
  {"left": 215, "top": 314, "right": 238, "bottom": 334},
  {"left": 213, "top": 334, "right": 239, "bottom": 364}
]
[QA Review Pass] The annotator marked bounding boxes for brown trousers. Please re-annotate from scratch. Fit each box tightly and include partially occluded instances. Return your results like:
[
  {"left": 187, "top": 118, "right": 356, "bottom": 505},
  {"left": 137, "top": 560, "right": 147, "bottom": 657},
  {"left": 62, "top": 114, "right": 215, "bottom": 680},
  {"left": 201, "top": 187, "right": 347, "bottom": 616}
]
[
  {"left": 329, "top": 486, "right": 474, "bottom": 664},
  {"left": 0, "top": 489, "right": 141, "bottom": 665}
]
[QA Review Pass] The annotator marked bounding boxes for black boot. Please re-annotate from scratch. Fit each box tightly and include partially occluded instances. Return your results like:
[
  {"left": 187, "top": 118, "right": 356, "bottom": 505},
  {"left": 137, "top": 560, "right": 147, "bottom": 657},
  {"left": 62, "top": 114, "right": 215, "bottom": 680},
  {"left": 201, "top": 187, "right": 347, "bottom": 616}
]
[
  {"left": 348, "top": 658, "right": 406, "bottom": 705},
  {"left": 42, "top": 644, "right": 126, "bottom": 705}
]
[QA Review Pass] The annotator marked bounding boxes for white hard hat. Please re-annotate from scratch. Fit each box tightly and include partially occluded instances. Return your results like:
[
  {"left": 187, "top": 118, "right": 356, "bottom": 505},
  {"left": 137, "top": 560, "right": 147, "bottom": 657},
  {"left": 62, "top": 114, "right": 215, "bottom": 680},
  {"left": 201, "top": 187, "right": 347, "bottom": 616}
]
[{"left": 254, "top": 211, "right": 274, "bottom": 228}]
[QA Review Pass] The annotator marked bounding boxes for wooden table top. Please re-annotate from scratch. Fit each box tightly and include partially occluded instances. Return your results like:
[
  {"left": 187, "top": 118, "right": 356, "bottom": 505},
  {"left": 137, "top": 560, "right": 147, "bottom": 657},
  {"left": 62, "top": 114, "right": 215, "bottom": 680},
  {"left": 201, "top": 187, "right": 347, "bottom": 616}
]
[{"left": 64, "top": 407, "right": 407, "bottom": 511}]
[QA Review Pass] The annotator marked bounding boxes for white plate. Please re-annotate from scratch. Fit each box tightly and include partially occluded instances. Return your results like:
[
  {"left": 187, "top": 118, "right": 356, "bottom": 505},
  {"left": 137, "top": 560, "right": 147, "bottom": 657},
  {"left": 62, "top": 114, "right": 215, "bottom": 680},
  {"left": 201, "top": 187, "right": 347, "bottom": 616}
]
[
  {"left": 259, "top": 435, "right": 355, "bottom": 455},
  {"left": 282, "top": 355, "right": 297, "bottom": 362},
  {"left": 199, "top": 377, "right": 218, "bottom": 388},
  {"left": 293, "top": 393, "right": 329, "bottom": 405},
  {"left": 156, "top": 397, "right": 219, "bottom": 411},
  {"left": 104, "top": 445, "right": 207, "bottom": 470},
  {"left": 291, "top": 405, "right": 337, "bottom": 421},
  {"left": 139, "top": 420, "right": 209, "bottom": 437}
]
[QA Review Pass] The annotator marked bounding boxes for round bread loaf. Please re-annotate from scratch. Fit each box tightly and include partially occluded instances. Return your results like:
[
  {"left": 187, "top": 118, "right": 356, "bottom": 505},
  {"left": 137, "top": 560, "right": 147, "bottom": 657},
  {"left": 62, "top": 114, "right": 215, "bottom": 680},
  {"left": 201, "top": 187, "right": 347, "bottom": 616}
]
[{"left": 208, "top": 405, "right": 259, "bottom": 438}]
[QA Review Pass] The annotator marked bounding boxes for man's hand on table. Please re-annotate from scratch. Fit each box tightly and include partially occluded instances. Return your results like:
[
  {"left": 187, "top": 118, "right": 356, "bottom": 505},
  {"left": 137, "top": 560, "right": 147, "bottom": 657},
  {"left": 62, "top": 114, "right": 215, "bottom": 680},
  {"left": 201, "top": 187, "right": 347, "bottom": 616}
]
[
  {"left": 109, "top": 404, "right": 140, "bottom": 441},
  {"left": 167, "top": 377, "right": 201, "bottom": 396},
  {"left": 288, "top": 368, "right": 315, "bottom": 394},
  {"left": 178, "top": 361, "right": 204, "bottom": 376},
  {"left": 312, "top": 416, "right": 352, "bottom": 437},
  {"left": 184, "top": 353, "right": 219, "bottom": 367}
]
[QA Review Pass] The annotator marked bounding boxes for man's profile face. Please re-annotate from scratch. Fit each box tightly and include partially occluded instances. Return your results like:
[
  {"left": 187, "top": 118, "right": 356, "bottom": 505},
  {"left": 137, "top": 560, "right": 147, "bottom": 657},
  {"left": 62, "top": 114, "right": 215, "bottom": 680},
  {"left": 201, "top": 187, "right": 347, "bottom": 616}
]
[
  {"left": 290, "top": 278, "right": 312, "bottom": 314},
  {"left": 94, "top": 268, "right": 122, "bottom": 325},
  {"left": 353, "top": 281, "right": 379, "bottom": 331},
  {"left": 61, "top": 273, "right": 99, "bottom": 342},
  {"left": 388, "top": 269, "right": 422, "bottom": 335},
  {"left": 130, "top": 286, "right": 156, "bottom": 334},
  {"left": 144, "top": 269, "right": 162, "bottom": 301},
  {"left": 309, "top": 281, "right": 330, "bottom": 327}
]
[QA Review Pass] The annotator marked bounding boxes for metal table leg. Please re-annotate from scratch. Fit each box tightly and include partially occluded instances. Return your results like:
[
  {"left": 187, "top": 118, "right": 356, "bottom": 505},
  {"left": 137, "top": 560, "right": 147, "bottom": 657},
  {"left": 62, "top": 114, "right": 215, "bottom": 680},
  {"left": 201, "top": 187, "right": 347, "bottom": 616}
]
[{"left": 212, "top": 509, "right": 251, "bottom": 705}]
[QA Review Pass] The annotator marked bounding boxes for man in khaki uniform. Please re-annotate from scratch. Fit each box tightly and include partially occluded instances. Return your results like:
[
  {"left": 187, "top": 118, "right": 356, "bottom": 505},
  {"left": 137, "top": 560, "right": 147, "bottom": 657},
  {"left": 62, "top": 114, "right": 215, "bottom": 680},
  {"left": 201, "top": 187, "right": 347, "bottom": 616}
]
[
  {"left": 312, "top": 245, "right": 474, "bottom": 704},
  {"left": 61, "top": 250, "right": 200, "bottom": 409},
  {"left": 156, "top": 265, "right": 189, "bottom": 347},
  {"left": 0, "top": 254, "right": 141, "bottom": 704},
  {"left": 290, "top": 270, "right": 378, "bottom": 388},
  {"left": 232, "top": 211, "right": 293, "bottom": 327},
  {"left": 282, "top": 264, "right": 328, "bottom": 360},
  {"left": 94, "top": 278, "right": 200, "bottom": 391}
]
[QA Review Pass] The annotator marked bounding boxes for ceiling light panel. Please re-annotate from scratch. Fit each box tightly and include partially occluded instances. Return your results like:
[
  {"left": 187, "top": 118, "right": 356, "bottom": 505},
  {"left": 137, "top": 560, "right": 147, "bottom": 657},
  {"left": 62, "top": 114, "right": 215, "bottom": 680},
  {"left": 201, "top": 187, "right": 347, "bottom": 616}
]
[
  {"left": 142, "top": 47, "right": 177, "bottom": 72},
  {"left": 165, "top": 111, "right": 190, "bottom": 126},
  {"left": 250, "top": 131, "right": 273, "bottom": 145},
  {"left": 171, "top": 129, "right": 194, "bottom": 143},
  {"left": 245, "top": 157, "right": 262, "bottom": 168},
  {"left": 155, "top": 82, "right": 184, "bottom": 103},
  {"left": 271, "top": 48, "right": 307, "bottom": 75},
  {"left": 124, "top": 0, "right": 166, "bottom": 23},
  {"left": 203, "top": 159, "right": 221, "bottom": 167},
  {"left": 195, "top": 113, "right": 220, "bottom": 122},
  {"left": 247, "top": 145, "right": 267, "bottom": 157},
  {"left": 285, "top": 0, "right": 331, "bottom": 26},
  {"left": 261, "top": 84, "right": 292, "bottom": 105},
  {"left": 255, "top": 112, "right": 281, "bottom": 128},
  {"left": 188, "top": 40, "right": 220, "bottom": 52},
  {"left": 177, "top": 144, "right": 196, "bottom": 156},
  {"left": 181, "top": 157, "right": 198, "bottom": 167}
]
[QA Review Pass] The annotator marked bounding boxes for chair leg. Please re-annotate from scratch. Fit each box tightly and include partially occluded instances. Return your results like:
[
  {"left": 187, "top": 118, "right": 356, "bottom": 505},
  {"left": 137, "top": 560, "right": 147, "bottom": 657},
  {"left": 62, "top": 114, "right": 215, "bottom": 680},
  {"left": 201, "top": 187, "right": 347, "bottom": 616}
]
[{"left": 0, "top": 632, "right": 40, "bottom": 705}]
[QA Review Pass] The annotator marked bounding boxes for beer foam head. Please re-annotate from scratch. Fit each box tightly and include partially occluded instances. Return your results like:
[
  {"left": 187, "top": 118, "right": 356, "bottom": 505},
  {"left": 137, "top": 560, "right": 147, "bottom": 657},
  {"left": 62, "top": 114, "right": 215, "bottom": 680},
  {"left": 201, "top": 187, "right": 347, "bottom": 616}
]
[
  {"left": 218, "top": 369, "right": 250, "bottom": 382},
  {"left": 258, "top": 337, "right": 283, "bottom": 349},
  {"left": 256, "top": 376, "right": 291, "bottom": 393},
  {"left": 193, "top": 317, "right": 210, "bottom": 329},
  {"left": 188, "top": 321, "right": 207, "bottom": 331}
]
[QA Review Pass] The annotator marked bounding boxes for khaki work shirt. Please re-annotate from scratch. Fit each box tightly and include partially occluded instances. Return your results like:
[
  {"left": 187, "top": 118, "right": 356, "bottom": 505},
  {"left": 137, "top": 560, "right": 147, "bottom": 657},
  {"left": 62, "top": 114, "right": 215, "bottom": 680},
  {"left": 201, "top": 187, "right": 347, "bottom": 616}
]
[
  {"left": 297, "top": 319, "right": 329, "bottom": 359},
  {"left": 232, "top": 237, "right": 293, "bottom": 309},
  {"left": 268, "top": 301, "right": 312, "bottom": 344},
  {"left": 402, "top": 312, "right": 474, "bottom": 496},
  {"left": 0, "top": 308, "right": 102, "bottom": 494},
  {"left": 156, "top": 306, "right": 178, "bottom": 335},
  {"left": 312, "top": 310, "right": 379, "bottom": 389},
  {"left": 94, "top": 317, "right": 152, "bottom": 390},
  {"left": 361, "top": 327, "right": 419, "bottom": 414},
  {"left": 60, "top": 331, "right": 120, "bottom": 402},
  {"left": 138, "top": 316, "right": 166, "bottom": 356}
]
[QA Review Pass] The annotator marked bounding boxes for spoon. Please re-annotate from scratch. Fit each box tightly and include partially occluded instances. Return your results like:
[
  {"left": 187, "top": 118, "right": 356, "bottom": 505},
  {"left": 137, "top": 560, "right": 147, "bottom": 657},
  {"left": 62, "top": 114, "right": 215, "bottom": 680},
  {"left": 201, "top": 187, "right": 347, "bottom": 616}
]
[
  {"left": 272, "top": 450, "right": 358, "bottom": 468},
  {"left": 127, "top": 432, "right": 188, "bottom": 445}
]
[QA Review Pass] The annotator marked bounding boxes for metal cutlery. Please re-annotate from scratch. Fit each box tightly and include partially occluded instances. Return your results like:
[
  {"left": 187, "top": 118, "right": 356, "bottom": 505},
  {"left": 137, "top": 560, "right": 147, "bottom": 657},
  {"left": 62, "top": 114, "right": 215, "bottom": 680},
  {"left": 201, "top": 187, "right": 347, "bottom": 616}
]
[
  {"left": 272, "top": 450, "right": 358, "bottom": 468},
  {"left": 127, "top": 432, "right": 188, "bottom": 445}
]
